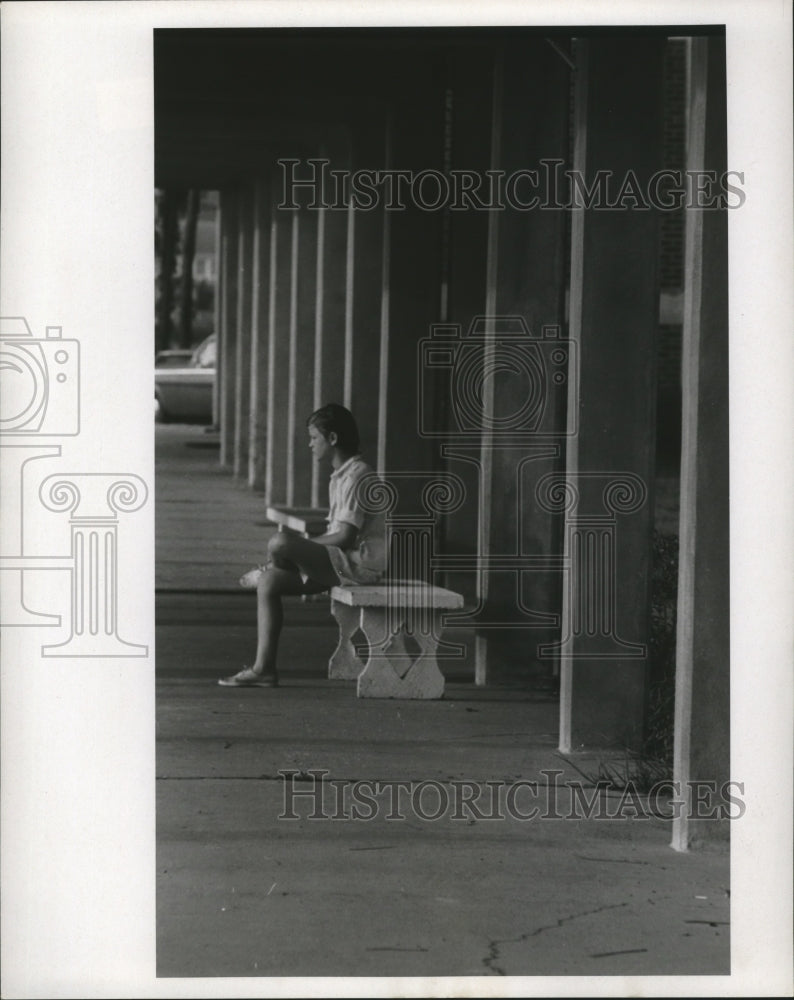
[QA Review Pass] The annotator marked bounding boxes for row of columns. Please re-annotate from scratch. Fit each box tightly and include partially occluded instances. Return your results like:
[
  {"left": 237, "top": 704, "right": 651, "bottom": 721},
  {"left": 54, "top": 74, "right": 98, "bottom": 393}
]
[
  {"left": 217, "top": 137, "right": 400, "bottom": 502},
  {"left": 207, "top": 35, "right": 730, "bottom": 846},
  {"left": 213, "top": 35, "right": 663, "bottom": 729}
]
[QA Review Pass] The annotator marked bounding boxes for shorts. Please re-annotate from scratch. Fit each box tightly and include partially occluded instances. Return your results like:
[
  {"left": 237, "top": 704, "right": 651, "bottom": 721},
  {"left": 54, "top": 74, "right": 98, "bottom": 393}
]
[{"left": 325, "top": 544, "right": 384, "bottom": 587}]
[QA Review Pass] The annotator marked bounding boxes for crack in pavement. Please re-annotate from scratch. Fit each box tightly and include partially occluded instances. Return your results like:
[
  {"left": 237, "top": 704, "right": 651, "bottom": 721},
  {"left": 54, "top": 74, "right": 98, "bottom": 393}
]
[
  {"left": 591, "top": 947, "right": 648, "bottom": 958},
  {"left": 576, "top": 854, "right": 653, "bottom": 866},
  {"left": 366, "top": 946, "right": 428, "bottom": 952},
  {"left": 482, "top": 902, "right": 629, "bottom": 975}
]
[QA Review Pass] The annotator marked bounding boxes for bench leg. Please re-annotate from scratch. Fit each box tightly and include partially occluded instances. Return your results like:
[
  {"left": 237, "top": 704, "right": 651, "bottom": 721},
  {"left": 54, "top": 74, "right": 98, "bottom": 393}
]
[
  {"left": 328, "top": 601, "right": 364, "bottom": 679},
  {"left": 356, "top": 608, "right": 445, "bottom": 700}
]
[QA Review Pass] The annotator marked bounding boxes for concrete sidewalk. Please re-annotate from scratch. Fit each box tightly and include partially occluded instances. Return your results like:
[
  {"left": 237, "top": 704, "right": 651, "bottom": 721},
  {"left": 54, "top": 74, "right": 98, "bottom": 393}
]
[
  {"left": 155, "top": 426, "right": 729, "bottom": 979},
  {"left": 155, "top": 424, "right": 275, "bottom": 591}
]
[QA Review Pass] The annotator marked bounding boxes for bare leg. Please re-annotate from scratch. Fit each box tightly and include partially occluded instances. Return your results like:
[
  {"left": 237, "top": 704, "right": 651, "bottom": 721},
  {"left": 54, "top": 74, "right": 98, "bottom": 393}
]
[
  {"left": 266, "top": 532, "right": 342, "bottom": 587},
  {"left": 251, "top": 566, "right": 327, "bottom": 675},
  {"left": 221, "top": 534, "right": 339, "bottom": 686}
]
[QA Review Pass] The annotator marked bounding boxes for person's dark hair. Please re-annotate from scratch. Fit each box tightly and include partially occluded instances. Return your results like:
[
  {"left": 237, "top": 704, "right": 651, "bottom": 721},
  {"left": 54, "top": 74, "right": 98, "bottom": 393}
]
[{"left": 307, "top": 404, "right": 361, "bottom": 454}]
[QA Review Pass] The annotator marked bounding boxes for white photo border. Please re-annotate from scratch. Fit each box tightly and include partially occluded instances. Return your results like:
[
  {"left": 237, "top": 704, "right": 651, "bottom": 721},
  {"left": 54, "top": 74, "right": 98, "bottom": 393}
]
[{"left": 1, "top": 1, "right": 792, "bottom": 997}]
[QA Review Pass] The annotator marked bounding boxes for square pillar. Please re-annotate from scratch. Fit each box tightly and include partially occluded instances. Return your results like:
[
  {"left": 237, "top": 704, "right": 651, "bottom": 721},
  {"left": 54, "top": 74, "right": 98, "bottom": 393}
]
[
  {"left": 265, "top": 197, "right": 293, "bottom": 506},
  {"left": 435, "top": 46, "right": 493, "bottom": 608},
  {"left": 559, "top": 37, "right": 665, "bottom": 751},
  {"left": 347, "top": 117, "right": 387, "bottom": 466},
  {"left": 466, "top": 41, "right": 571, "bottom": 687},
  {"left": 248, "top": 179, "right": 271, "bottom": 490},
  {"left": 311, "top": 201, "right": 348, "bottom": 505},
  {"left": 287, "top": 205, "right": 318, "bottom": 505},
  {"left": 218, "top": 189, "right": 239, "bottom": 468},
  {"left": 211, "top": 198, "right": 223, "bottom": 428},
  {"left": 310, "top": 132, "right": 352, "bottom": 503},
  {"left": 233, "top": 186, "right": 254, "bottom": 478},
  {"left": 672, "top": 37, "right": 730, "bottom": 849},
  {"left": 381, "top": 79, "right": 445, "bottom": 490}
]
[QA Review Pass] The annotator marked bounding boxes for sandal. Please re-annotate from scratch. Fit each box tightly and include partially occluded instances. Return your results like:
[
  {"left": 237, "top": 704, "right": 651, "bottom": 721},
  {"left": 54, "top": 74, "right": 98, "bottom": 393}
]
[{"left": 218, "top": 667, "right": 279, "bottom": 688}]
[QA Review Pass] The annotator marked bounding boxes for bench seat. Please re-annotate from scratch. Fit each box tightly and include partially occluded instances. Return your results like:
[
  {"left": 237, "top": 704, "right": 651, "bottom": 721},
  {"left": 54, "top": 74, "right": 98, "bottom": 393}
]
[
  {"left": 329, "top": 580, "right": 464, "bottom": 700},
  {"left": 330, "top": 581, "right": 463, "bottom": 609}
]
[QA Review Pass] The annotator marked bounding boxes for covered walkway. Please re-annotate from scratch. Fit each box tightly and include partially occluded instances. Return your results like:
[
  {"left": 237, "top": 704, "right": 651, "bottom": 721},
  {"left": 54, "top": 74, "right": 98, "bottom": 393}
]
[
  {"left": 155, "top": 425, "right": 729, "bottom": 977},
  {"left": 156, "top": 27, "right": 731, "bottom": 854}
]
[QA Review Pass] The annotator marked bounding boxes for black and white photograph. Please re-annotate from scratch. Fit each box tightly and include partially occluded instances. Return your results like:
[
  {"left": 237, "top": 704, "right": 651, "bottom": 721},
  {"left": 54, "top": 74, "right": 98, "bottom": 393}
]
[{"left": 1, "top": 2, "right": 792, "bottom": 997}]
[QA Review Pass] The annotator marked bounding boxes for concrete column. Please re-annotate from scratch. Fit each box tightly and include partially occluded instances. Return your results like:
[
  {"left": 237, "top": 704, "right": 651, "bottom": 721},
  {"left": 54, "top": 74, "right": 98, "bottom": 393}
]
[
  {"left": 376, "top": 185, "right": 391, "bottom": 478},
  {"left": 672, "top": 37, "right": 729, "bottom": 850},
  {"left": 436, "top": 48, "right": 493, "bottom": 606},
  {"left": 211, "top": 199, "right": 223, "bottom": 429},
  {"left": 343, "top": 202, "right": 355, "bottom": 411},
  {"left": 265, "top": 198, "right": 293, "bottom": 505},
  {"left": 218, "top": 189, "right": 239, "bottom": 468},
  {"left": 312, "top": 200, "right": 349, "bottom": 506},
  {"left": 559, "top": 37, "right": 665, "bottom": 751},
  {"left": 380, "top": 78, "right": 445, "bottom": 495},
  {"left": 446, "top": 41, "right": 570, "bottom": 687},
  {"left": 233, "top": 187, "right": 254, "bottom": 478},
  {"left": 287, "top": 206, "right": 318, "bottom": 505},
  {"left": 347, "top": 118, "right": 387, "bottom": 467},
  {"left": 248, "top": 179, "right": 271, "bottom": 490}
]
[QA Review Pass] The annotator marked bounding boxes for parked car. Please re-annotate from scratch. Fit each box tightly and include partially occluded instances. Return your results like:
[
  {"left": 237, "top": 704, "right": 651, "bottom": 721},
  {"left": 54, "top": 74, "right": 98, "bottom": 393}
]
[
  {"left": 155, "top": 348, "right": 194, "bottom": 368},
  {"left": 155, "top": 334, "right": 216, "bottom": 423}
]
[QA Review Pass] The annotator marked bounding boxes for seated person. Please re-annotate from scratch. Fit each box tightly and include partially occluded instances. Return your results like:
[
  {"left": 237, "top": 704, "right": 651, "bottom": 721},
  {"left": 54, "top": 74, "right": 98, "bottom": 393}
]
[{"left": 219, "top": 403, "right": 386, "bottom": 687}]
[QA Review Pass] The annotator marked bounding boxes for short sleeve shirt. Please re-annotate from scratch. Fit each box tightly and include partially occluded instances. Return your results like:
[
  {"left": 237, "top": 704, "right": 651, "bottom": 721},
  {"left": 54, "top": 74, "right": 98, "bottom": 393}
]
[{"left": 326, "top": 455, "right": 387, "bottom": 584}]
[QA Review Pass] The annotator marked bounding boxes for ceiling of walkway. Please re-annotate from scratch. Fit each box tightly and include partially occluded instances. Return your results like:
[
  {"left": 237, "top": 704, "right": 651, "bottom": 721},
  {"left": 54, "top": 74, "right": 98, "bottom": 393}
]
[
  {"left": 155, "top": 27, "right": 506, "bottom": 187},
  {"left": 154, "top": 25, "right": 716, "bottom": 189}
]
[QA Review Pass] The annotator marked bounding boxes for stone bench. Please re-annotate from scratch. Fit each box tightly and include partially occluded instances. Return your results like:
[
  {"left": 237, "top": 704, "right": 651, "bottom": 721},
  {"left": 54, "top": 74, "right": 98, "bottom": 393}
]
[{"left": 329, "top": 580, "right": 464, "bottom": 699}]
